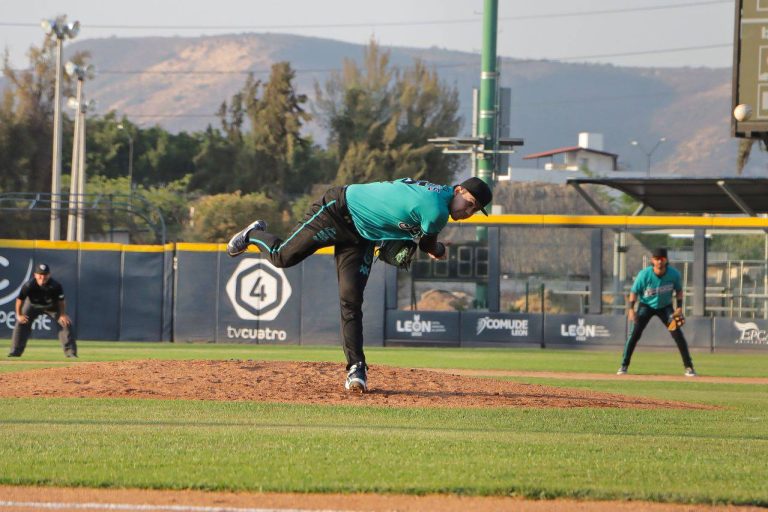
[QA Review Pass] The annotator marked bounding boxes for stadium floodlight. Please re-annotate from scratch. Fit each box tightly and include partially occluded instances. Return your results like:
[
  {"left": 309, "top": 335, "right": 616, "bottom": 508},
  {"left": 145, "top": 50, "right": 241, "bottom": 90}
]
[
  {"left": 40, "top": 19, "right": 54, "bottom": 35},
  {"left": 629, "top": 137, "right": 666, "bottom": 177},
  {"left": 65, "top": 61, "right": 95, "bottom": 80},
  {"left": 65, "top": 21, "right": 80, "bottom": 38},
  {"left": 40, "top": 18, "right": 80, "bottom": 39}
]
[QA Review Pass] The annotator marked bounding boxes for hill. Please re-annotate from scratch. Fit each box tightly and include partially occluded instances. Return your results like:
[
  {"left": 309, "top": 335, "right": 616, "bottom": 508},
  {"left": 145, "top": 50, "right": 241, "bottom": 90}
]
[{"left": 6, "top": 32, "right": 763, "bottom": 176}]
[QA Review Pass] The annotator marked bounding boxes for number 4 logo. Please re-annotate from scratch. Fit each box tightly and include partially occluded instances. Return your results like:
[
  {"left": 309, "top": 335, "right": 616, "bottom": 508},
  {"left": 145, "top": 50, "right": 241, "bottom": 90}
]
[
  {"left": 226, "top": 259, "right": 292, "bottom": 321},
  {"left": 249, "top": 276, "right": 268, "bottom": 301}
]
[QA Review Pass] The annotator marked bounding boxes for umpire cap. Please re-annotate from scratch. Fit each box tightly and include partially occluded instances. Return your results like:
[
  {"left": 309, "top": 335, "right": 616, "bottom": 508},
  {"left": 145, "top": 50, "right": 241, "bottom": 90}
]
[
  {"left": 458, "top": 177, "right": 492, "bottom": 216},
  {"left": 34, "top": 263, "right": 51, "bottom": 275}
]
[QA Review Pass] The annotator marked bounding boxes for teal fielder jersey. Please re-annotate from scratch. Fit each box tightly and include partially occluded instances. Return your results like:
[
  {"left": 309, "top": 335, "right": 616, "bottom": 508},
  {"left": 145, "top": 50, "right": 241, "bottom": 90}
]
[
  {"left": 630, "top": 265, "right": 682, "bottom": 309},
  {"left": 345, "top": 179, "right": 454, "bottom": 241}
]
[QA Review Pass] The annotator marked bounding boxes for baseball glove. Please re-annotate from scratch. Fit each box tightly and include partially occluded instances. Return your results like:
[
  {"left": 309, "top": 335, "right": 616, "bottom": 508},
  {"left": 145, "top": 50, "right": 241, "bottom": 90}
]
[
  {"left": 668, "top": 307, "right": 685, "bottom": 331},
  {"left": 376, "top": 240, "right": 418, "bottom": 270}
]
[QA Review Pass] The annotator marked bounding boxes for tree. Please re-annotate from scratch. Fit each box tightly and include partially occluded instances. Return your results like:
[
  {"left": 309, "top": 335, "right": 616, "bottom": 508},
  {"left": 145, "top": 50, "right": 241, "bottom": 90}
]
[
  {"left": 0, "top": 18, "right": 88, "bottom": 194},
  {"left": 192, "top": 63, "right": 313, "bottom": 198},
  {"left": 314, "top": 39, "right": 462, "bottom": 185},
  {"left": 249, "top": 62, "right": 312, "bottom": 196},
  {"left": 189, "top": 126, "right": 239, "bottom": 193},
  {"left": 736, "top": 138, "right": 764, "bottom": 175},
  {"left": 140, "top": 126, "right": 199, "bottom": 186},
  {"left": 183, "top": 191, "right": 284, "bottom": 242}
]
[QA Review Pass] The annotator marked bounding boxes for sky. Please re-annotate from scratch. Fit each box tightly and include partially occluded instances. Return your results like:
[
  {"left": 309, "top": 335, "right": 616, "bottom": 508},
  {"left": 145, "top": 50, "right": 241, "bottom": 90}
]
[{"left": 1, "top": 0, "right": 735, "bottom": 70}]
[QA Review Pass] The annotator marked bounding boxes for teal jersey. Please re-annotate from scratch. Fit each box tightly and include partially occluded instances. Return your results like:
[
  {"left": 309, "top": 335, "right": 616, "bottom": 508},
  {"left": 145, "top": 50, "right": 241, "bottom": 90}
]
[
  {"left": 345, "top": 179, "right": 453, "bottom": 241},
  {"left": 631, "top": 265, "right": 682, "bottom": 309}
]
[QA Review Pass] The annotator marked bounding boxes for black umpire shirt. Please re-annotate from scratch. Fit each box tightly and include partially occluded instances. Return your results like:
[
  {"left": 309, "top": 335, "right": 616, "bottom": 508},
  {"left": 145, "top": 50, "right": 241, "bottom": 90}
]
[{"left": 17, "top": 277, "right": 65, "bottom": 309}]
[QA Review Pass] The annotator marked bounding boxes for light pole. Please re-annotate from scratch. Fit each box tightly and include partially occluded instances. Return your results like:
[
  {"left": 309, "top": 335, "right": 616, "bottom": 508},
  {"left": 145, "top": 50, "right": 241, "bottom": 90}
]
[
  {"left": 117, "top": 124, "right": 134, "bottom": 203},
  {"left": 65, "top": 62, "right": 94, "bottom": 241},
  {"left": 41, "top": 17, "right": 79, "bottom": 240},
  {"left": 630, "top": 137, "right": 666, "bottom": 176}
]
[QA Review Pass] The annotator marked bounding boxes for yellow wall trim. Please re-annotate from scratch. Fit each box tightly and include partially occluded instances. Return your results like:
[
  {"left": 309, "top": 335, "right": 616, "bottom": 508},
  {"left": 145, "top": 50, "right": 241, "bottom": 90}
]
[{"left": 455, "top": 214, "right": 768, "bottom": 229}]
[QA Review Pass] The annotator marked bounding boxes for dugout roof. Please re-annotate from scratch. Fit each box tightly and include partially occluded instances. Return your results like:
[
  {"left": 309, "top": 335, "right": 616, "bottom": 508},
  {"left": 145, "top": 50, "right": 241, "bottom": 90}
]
[{"left": 566, "top": 177, "right": 768, "bottom": 215}]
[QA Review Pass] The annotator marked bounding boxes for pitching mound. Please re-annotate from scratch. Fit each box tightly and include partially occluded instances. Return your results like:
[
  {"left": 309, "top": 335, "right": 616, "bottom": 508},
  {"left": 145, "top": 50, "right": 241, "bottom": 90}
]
[{"left": 0, "top": 360, "right": 710, "bottom": 409}]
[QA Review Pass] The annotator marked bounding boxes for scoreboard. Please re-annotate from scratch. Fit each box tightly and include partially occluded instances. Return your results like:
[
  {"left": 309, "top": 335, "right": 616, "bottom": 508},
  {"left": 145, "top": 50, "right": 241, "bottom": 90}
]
[
  {"left": 411, "top": 242, "right": 488, "bottom": 281},
  {"left": 733, "top": 0, "right": 768, "bottom": 138}
]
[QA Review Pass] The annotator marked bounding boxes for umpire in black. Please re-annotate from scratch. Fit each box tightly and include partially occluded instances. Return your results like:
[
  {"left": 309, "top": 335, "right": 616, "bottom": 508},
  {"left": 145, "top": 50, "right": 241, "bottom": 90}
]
[{"left": 8, "top": 263, "right": 77, "bottom": 358}]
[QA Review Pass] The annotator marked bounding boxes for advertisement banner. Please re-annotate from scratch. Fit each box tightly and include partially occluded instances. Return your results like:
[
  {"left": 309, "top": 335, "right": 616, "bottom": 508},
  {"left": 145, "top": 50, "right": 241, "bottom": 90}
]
[
  {"left": 460, "top": 312, "right": 542, "bottom": 346},
  {"left": 0, "top": 246, "right": 55, "bottom": 340},
  {"left": 385, "top": 310, "right": 460, "bottom": 345},
  {"left": 217, "top": 256, "right": 301, "bottom": 343},
  {"left": 714, "top": 317, "right": 768, "bottom": 350},
  {"left": 545, "top": 314, "right": 626, "bottom": 346}
]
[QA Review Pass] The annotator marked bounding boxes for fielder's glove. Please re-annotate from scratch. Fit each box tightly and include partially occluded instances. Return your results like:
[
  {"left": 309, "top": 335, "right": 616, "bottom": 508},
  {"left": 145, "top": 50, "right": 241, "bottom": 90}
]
[
  {"left": 376, "top": 240, "right": 418, "bottom": 270},
  {"left": 668, "top": 307, "right": 685, "bottom": 331}
]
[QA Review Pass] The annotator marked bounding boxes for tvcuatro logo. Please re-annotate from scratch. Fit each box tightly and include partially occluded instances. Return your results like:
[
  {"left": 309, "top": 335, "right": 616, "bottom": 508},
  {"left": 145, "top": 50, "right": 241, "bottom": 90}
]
[
  {"left": 734, "top": 321, "right": 768, "bottom": 344},
  {"left": 560, "top": 318, "right": 611, "bottom": 342},
  {"left": 226, "top": 259, "right": 292, "bottom": 321},
  {"left": 476, "top": 316, "right": 529, "bottom": 336},
  {"left": 396, "top": 314, "right": 446, "bottom": 337}
]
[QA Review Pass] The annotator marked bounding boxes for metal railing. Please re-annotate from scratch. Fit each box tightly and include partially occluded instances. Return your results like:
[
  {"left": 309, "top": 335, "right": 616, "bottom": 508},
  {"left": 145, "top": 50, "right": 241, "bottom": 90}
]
[{"left": 0, "top": 192, "right": 167, "bottom": 244}]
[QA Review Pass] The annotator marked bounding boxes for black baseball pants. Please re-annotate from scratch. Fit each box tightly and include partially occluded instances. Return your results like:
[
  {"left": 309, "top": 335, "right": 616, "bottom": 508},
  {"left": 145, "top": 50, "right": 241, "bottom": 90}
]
[
  {"left": 247, "top": 186, "right": 375, "bottom": 369},
  {"left": 621, "top": 303, "right": 693, "bottom": 368},
  {"left": 10, "top": 299, "right": 77, "bottom": 356}
]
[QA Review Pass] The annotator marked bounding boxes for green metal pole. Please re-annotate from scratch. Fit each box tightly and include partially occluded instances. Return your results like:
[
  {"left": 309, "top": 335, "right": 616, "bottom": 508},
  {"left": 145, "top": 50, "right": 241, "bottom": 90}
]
[{"left": 475, "top": 0, "right": 498, "bottom": 308}]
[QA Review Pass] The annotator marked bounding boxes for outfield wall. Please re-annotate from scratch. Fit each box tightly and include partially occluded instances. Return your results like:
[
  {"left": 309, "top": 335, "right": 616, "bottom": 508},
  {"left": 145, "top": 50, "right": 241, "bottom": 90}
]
[
  {"left": 0, "top": 239, "right": 766, "bottom": 350},
  {"left": 0, "top": 240, "right": 384, "bottom": 346}
]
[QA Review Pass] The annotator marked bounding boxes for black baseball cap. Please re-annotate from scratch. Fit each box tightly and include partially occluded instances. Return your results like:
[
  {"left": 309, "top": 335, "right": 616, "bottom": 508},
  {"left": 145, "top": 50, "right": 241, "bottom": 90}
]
[
  {"left": 34, "top": 263, "right": 50, "bottom": 275},
  {"left": 458, "top": 177, "right": 493, "bottom": 216},
  {"left": 651, "top": 247, "right": 668, "bottom": 259}
]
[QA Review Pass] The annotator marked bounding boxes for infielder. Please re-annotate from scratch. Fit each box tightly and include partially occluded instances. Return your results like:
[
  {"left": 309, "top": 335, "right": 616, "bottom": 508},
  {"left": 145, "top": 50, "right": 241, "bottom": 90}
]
[
  {"left": 8, "top": 263, "right": 78, "bottom": 358},
  {"left": 226, "top": 177, "right": 492, "bottom": 392},
  {"left": 617, "top": 247, "right": 696, "bottom": 377}
]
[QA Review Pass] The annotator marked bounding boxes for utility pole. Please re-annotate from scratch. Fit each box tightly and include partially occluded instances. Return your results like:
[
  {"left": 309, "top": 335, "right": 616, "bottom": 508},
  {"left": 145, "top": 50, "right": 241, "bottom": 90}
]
[
  {"left": 428, "top": 0, "right": 522, "bottom": 309},
  {"left": 66, "top": 76, "right": 83, "bottom": 242},
  {"left": 474, "top": 0, "right": 499, "bottom": 308},
  {"left": 65, "top": 62, "right": 93, "bottom": 242},
  {"left": 41, "top": 17, "right": 79, "bottom": 240}
]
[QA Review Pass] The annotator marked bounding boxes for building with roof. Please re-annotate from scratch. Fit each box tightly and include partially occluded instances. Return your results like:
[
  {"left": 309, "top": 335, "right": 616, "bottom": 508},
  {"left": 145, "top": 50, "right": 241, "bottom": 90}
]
[
  {"left": 497, "top": 132, "right": 647, "bottom": 184},
  {"left": 523, "top": 132, "right": 617, "bottom": 173}
]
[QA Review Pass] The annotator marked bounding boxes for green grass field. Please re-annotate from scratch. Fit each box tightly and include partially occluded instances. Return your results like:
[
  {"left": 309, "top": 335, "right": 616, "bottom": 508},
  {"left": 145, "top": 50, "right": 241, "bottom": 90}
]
[{"left": 0, "top": 340, "right": 766, "bottom": 506}]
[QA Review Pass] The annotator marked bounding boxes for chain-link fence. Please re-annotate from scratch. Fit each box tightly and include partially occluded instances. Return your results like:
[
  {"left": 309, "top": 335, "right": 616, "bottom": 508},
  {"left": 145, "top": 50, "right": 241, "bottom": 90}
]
[{"left": 396, "top": 224, "right": 768, "bottom": 318}]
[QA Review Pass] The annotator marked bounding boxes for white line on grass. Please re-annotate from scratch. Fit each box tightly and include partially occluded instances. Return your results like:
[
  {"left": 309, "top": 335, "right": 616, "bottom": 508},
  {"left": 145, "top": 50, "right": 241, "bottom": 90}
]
[{"left": 0, "top": 501, "right": 349, "bottom": 512}]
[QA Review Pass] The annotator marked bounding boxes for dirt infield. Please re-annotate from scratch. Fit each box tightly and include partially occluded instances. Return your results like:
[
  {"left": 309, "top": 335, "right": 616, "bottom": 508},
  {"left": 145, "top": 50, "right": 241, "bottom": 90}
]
[
  {"left": 0, "top": 359, "right": 712, "bottom": 409},
  {"left": 427, "top": 368, "right": 768, "bottom": 385},
  {"left": 0, "top": 485, "right": 763, "bottom": 512}
]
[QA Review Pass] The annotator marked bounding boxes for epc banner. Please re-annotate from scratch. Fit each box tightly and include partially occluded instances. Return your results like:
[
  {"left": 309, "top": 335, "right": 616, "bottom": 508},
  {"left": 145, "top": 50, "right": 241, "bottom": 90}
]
[{"left": 714, "top": 317, "right": 768, "bottom": 350}]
